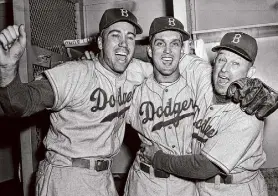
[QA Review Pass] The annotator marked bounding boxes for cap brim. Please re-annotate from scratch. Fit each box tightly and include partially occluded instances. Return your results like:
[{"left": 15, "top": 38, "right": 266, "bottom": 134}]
[
  {"left": 128, "top": 21, "right": 143, "bottom": 34},
  {"left": 150, "top": 27, "right": 190, "bottom": 41},
  {"left": 176, "top": 29, "right": 190, "bottom": 41},
  {"left": 212, "top": 45, "right": 252, "bottom": 62}
]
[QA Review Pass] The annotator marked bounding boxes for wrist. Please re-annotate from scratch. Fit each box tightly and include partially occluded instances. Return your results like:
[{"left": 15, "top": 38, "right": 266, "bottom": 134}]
[
  {"left": 0, "top": 63, "right": 18, "bottom": 87},
  {"left": 152, "top": 150, "right": 163, "bottom": 167}
]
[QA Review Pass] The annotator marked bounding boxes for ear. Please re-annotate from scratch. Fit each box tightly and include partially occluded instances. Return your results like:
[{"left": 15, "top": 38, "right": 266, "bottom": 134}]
[
  {"left": 212, "top": 57, "right": 217, "bottom": 66},
  {"left": 247, "top": 66, "right": 256, "bottom": 78},
  {"left": 97, "top": 36, "right": 103, "bottom": 50},
  {"left": 147, "top": 45, "right": 152, "bottom": 58},
  {"left": 182, "top": 40, "right": 190, "bottom": 55},
  {"left": 180, "top": 43, "right": 185, "bottom": 58}
]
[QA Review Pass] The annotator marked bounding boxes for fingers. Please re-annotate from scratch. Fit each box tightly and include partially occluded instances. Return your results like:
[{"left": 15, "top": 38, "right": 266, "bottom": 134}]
[
  {"left": 84, "top": 50, "right": 95, "bottom": 60},
  {"left": 256, "top": 102, "right": 278, "bottom": 119},
  {"left": 18, "top": 25, "right": 26, "bottom": 48},
  {"left": 240, "top": 86, "right": 263, "bottom": 107},
  {"left": 244, "top": 94, "right": 267, "bottom": 115},
  {"left": 0, "top": 25, "right": 25, "bottom": 51},
  {"left": 7, "top": 26, "right": 18, "bottom": 40},
  {"left": 255, "top": 92, "right": 278, "bottom": 119},
  {"left": 227, "top": 78, "right": 264, "bottom": 107},
  {"left": 13, "top": 25, "right": 20, "bottom": 37},
  {"left": 84, "top": 51, "right": 91, "bottom": 59},
  {"left": 0, "top": 33, "right": 7, "bottom": 50},
  {"left": 140, "top": 143, "right": 149, "bottom": 151},
  {"left": 0, "top": 25, "right": 20, "bottom": 50},
  {"left": 140, "top": 144, "right": 145, "bottom": 153}
]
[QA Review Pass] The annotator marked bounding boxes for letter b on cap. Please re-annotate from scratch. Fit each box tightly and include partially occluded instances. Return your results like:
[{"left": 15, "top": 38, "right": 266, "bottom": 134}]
[
  {"left": 168, "top": 18, "right": 176, "bottom": 26},
  {"left": 120, "top": 8, "right": 129, "bottom": 17},
  {"left": 231, "top": 34, "right": 242, "bottom": 44}
]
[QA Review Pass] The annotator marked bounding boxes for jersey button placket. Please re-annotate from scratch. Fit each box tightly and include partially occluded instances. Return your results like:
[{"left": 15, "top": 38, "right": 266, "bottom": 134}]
[{"left": 164, "top": 87, "right": 178, "bottom": 151}]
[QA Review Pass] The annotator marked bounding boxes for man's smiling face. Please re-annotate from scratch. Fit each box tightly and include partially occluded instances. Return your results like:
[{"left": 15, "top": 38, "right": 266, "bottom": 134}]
[
  {"left": 213, "top": 49, "right": 253, "bottom": 96},
  {"left": 148, "top": 30, "right": 184, "bottom": 82},
  {"left": 98, "top": 21, "right": 136, "bottom": 75}
]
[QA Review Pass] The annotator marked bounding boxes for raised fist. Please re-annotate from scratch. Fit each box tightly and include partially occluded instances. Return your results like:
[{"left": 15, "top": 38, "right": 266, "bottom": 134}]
[{"left": 0, "top": 25, "right": 26, "bottom": 68}]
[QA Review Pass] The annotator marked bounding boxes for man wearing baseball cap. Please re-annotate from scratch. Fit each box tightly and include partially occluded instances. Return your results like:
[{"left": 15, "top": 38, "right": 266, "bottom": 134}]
[
  {"left": 212, "top": 32, "right": 257, "bottom": 63},
  {"left": 0, "top": 8, "right": 154, "bottom": 196},
  {"left": 141, "top": 32, "right": 269, "bottom": 196},
  {"left": 0, "top": 8, "right": 275, "bottom": 196},
  {"left": 124, "top": 16, "right": 208, "bottom": 196}
]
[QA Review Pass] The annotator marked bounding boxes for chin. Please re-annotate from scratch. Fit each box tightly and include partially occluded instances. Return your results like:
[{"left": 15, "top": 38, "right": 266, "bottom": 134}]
[{"left": 214, "top": 85, "right": 228, "bottom": 96}]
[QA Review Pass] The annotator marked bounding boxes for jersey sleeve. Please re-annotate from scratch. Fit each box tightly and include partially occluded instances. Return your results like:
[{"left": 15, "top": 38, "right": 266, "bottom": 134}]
[
  {"left": 179, "top": 55, "right": 213, "bottom": 110},
  {"left": 44, "top": 60, "right": 96, "bottom": 111},
  {"left": 201, "top": 114, "right": 264, "bottom": 174},
  {"left": 126, "top": 83, "right": 142, "bottom": 130},
  {"left": 126, "top": 58, "right": 153, "bottom": 84},
  {"left": 138, "top": 59, "right": 153, "bottom": 78}
]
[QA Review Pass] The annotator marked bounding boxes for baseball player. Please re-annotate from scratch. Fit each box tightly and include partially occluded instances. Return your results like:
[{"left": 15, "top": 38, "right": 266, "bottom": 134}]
[
  {"left": 0, "top": 10, "right": 276, "bottom": 196},
  {"left": 142, "top": 32, "right": 269, "bottom": 196},
  {"left": 124, "top": 16, "right": 213, "bottom": 196},
  {"left": 0, "top": 8, "right": 153, "bottom": 196}
]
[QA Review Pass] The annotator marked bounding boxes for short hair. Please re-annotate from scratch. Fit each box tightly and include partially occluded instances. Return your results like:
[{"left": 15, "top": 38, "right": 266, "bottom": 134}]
[{"left": 149, "top": 32, "right": 184, "bottom": 46}]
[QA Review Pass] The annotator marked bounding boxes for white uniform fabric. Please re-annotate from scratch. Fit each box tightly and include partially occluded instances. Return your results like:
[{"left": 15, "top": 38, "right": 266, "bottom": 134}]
[
  {"left": 36, "top": 58, "right": 153, "bottom": 196},
  {"left": 192, "top": 99, "right": 268, "bottom": 196},
  {"left": 124, "top": 55, "right": 213, "bottom": 196},
  {"left": 193, "top": 39, "right": 209, "bottom": 62}
]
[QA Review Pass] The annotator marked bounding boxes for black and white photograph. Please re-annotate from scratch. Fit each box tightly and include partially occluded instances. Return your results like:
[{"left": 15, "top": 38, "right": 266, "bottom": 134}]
[{"left": 0, "top": 0, "right": 277, "bottom": 196}]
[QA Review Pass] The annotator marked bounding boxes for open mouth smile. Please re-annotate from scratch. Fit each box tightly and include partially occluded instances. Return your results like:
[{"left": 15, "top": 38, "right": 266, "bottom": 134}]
[
  {"left": 218, "top": 75, "right": 230, "bottom": 85},
  {"left": 115, "top": 51, "right": 129, "bottom": 62}
]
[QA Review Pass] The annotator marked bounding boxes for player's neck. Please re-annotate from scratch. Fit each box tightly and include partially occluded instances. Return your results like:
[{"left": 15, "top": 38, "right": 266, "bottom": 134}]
[
  {"left": 212, "top": 94, "right": 230, "bottom": 105},
  {"left": 154, "top": 71, "right": 180, "bottom": 83}
]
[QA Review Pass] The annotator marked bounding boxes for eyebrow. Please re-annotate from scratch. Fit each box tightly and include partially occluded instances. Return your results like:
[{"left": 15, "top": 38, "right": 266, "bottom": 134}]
[
  {"left": 172, "top": 39, "right": 182, "bottom": 43},
  {"left": 153, "top": 38, "right": 182, "bottom": 45},
  {"left": 107, "top": 29, "right": 121, "bottom": 35},
  {"left": 127, "top": 32, "right": 136, "bottom": 37},
  {"left": 218, "top": 52, "right": 243, "bottom": 62},
  {"left": 107, "top": 29, "right": 135, "bottom": 37}
]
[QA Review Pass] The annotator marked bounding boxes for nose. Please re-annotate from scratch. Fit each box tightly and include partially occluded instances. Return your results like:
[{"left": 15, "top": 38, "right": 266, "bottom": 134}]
[
  {"left": 220, "top": 62, "right": 230, "bottom": 72},
  {"left": 119, "top": 37, "right": 127, "bottom": 47},
  {"left": 163, "top": 44, "right": 171, "bottom": 54}
]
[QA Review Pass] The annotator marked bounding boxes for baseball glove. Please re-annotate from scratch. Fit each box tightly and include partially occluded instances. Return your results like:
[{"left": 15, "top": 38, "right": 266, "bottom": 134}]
[{"left": 227, "top": 78, "right": 278, "bottom": 120}]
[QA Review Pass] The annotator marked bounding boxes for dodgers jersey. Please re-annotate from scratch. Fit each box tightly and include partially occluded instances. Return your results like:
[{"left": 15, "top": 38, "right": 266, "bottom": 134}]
[
  {"left": 124, "top": 55, "right": 212, "bottom": 196},
  {"left": 127, "top": 54, "right": 212, "bottom": 155},
  {"left": 127, "top": 74, "right": 198, "bottom": 155},
  {"left": 192, "top": 101, "right": 268, "bottom": 196},
  {"left": 192, "top": 100, "right": 266, "bottom": 174},
  {"left": 43, "top": 58, "right": 152, "bottom": 159}
]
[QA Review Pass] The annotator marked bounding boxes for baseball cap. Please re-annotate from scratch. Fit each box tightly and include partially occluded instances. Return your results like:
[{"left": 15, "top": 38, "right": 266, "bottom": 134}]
[
  {"left": 149, "top": 17, "right": 190, "bottom": 41},
  {"left": 212, "top": 32, "right": 258, "bottom": 62},
  {"left": 99, "top": 8, "right": 142, "bottom": 34}
]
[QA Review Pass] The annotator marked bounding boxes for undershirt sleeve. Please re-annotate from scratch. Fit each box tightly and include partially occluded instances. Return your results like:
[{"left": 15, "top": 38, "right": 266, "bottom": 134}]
[
  {"left": 152, "top": 150, "right": 222, "bottom": 180},
  {"left": 0, "top": 74, "right": 54, "bottom": 117}
]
